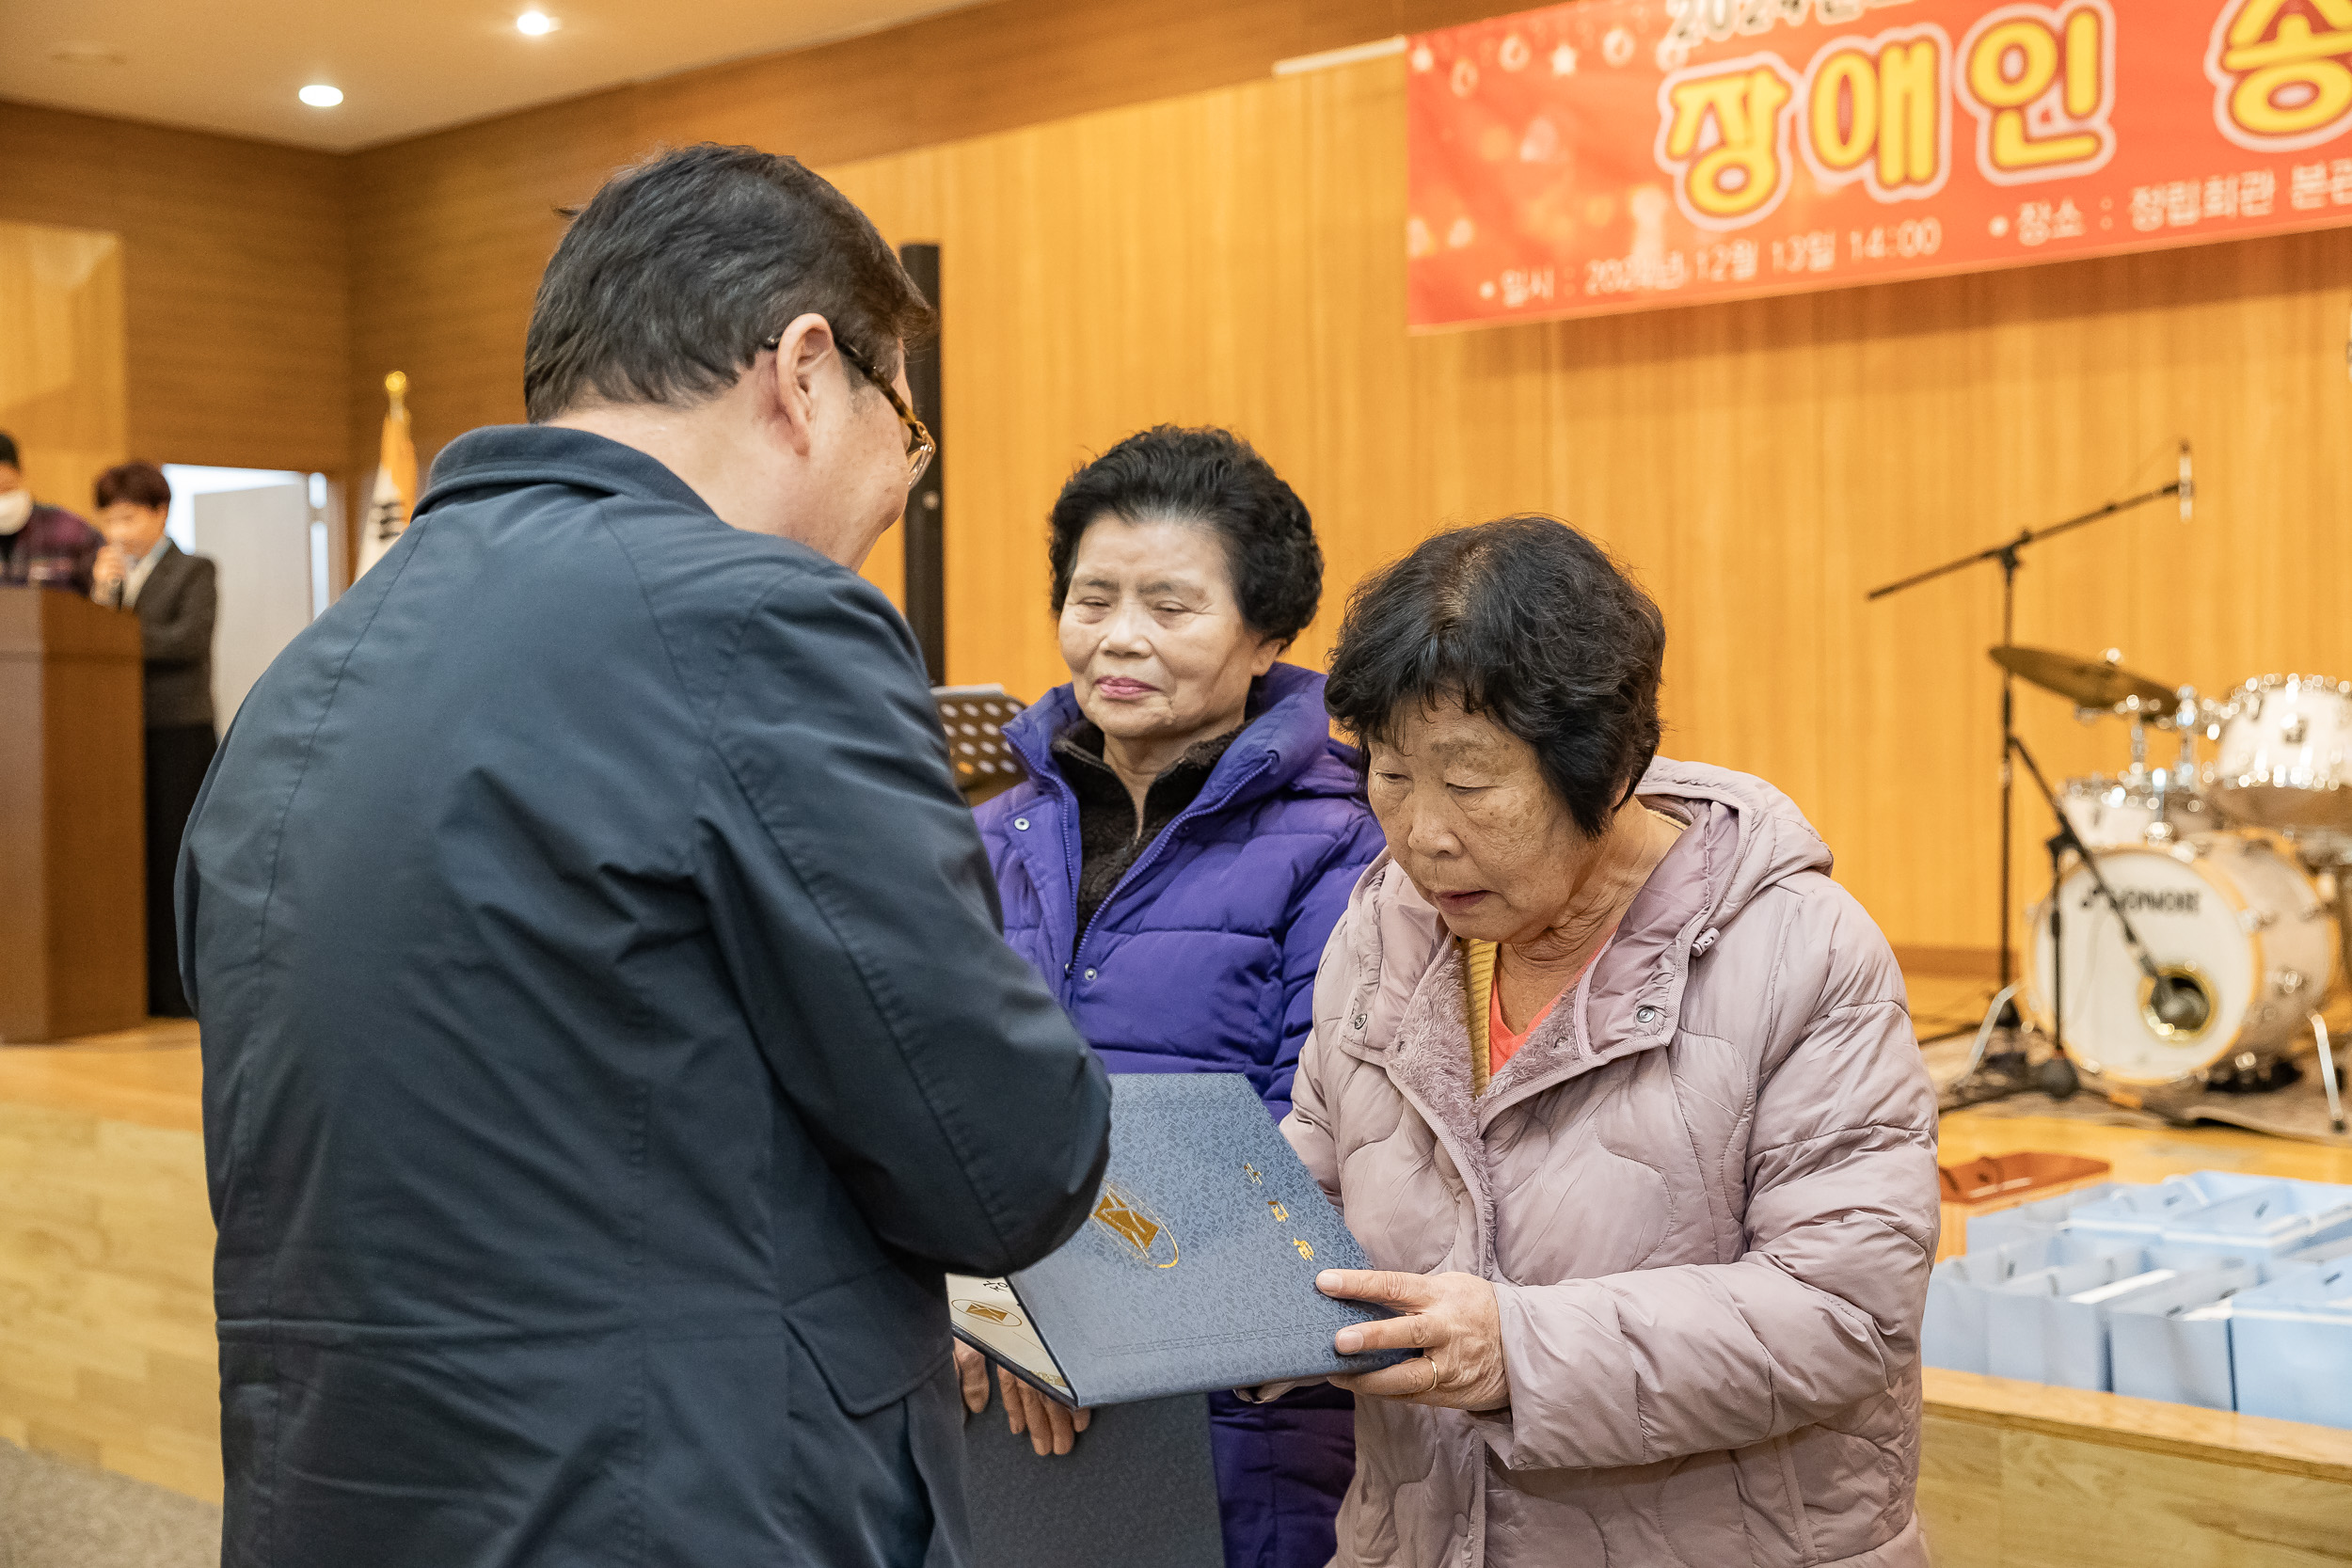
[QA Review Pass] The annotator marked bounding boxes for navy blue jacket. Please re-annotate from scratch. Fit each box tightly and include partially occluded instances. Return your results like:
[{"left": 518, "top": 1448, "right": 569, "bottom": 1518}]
[
  {"left": 975, "top": 665, "right": 1384, "bottom": 1122},
  {"left": 180, "top": 425, "right": 1111, "bottom": 1568}
]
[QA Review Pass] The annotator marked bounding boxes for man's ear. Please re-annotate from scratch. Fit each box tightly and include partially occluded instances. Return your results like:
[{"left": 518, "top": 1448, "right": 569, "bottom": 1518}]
[{"left": 767, "top": 311, "right": 836, "bottom": 458}]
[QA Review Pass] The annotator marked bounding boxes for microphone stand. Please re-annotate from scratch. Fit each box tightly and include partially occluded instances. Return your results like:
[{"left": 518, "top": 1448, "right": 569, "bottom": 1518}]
[{"left": 1867, "top": 479, "right": 2184, "bottom": 1021}]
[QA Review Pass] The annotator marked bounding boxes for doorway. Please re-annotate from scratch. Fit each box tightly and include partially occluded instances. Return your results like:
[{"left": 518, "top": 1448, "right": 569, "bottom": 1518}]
[{"left": 161, "top": 465, "right": 342, "bottom": 721}]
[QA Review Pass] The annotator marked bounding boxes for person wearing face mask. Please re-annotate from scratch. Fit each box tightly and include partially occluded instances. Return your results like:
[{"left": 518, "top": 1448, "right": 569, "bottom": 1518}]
[
  {"left": 966, "top": 426, "right": 1384, "bottom": 1568},
  {"left": 177, "top": 145, "right": 1111, "bottom": 1568},
  {"left": 0, "top": 431, "right": 103, "bottom": 594},
  {"left": 89, "top": 461, "right": 217, "bottom": 1018},
  {"left": 1276, "top": 516, "right": 1937, "bottom": 1568}
]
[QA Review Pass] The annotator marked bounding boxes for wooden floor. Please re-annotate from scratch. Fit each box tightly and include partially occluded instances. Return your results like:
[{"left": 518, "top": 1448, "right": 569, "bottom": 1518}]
[
  {"left": 9, "top": 986, "right": 2352, "bottom": 1560},
  {"left": 0, "top": 1020, "right": 214, "bottom": 1500}
]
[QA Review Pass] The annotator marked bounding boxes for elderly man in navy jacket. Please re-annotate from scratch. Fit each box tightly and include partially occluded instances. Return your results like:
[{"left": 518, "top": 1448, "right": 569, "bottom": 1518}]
[{"left": 179, "top": 145, "right": 1112, "bottom": 1568}]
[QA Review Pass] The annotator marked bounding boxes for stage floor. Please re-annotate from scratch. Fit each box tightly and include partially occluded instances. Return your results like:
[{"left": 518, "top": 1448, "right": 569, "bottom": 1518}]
[{"left": 0, "top": 1020, "right": 211, "bottom": 1501}]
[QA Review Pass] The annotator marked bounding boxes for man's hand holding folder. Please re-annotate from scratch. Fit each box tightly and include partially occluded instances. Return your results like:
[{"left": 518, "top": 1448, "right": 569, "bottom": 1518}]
[{"left": 958, "top": 1341, "right": 1093, "bottom": 1455}]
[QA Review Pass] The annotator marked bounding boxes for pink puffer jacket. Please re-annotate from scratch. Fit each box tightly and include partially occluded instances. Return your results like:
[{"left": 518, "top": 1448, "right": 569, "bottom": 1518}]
[{"left": 1282, "top": 759, "right": 1939, "bottom": 1568}]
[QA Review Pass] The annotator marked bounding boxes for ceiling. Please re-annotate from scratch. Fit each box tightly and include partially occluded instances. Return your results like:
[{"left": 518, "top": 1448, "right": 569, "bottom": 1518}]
[{"left": 2, "top": 0, "right": 983, "bottom": 152}]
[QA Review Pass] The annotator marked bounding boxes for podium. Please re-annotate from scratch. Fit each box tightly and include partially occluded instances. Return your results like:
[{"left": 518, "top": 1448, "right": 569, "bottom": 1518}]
[{"left": 0, "top": 586, "right": 146, "bottom": 1043}]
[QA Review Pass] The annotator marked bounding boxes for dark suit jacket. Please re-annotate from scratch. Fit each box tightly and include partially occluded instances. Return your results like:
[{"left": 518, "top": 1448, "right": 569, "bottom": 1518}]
[
  {"left": 124, "top": 541, "right": 216, "bottom": 730},
  {"left": 177, "top": 425, "right": 1113, "bottom": 1568}
]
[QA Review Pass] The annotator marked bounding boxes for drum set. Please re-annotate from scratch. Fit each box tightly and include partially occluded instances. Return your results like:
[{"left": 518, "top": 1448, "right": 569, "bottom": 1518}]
[{"left": 1996, "top": 646, "right": 2352, "bottom": 1124}]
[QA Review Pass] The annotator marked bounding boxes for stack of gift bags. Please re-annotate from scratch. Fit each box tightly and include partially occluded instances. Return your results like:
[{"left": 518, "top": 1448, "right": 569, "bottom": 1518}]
[{"left": 1924, "top": 1170, "right": 2352, "bottom": 1425}]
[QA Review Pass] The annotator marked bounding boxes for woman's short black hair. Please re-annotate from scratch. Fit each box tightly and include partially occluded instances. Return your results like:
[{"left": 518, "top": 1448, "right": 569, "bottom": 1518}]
[
  {"left": 1325, "top": 515, "right": 1665, "bottom": 838},
  {"left": 1046, "top": 426, "right": 1321, "bottom": 647}
]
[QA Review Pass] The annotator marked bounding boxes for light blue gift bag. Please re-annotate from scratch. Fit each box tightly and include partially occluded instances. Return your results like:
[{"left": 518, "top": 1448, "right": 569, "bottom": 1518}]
[
  {"left": 2158, "top": 1180, "right": 2352, "bottom": 1268},
  {"left": 2229, "top": 1257, "right": 2352, "bottom": 1429},
  {"left": 2059, "top": 1172, "right": 2279, "bottom": 1252},
  {"left": 1985, "top": 1254, "right": 2200, "bottom": 1390},
  {"left": 2106, "top": 1261, "right": 2261, "bottom": 1410}
]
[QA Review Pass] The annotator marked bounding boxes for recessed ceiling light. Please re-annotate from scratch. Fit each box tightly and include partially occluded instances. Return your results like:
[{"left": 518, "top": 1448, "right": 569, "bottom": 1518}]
[
  {"left": 516, "top": 11, "right": 558, "bottom": 34},
  {"left": 298, "top": 84, "right": 343, "bottom": 107}
]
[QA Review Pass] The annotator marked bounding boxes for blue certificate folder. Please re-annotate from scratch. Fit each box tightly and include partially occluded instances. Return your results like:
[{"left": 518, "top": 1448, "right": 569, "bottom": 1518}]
[{"left": 946, "top": 1072, "right": 1410, "bottom": 1407}]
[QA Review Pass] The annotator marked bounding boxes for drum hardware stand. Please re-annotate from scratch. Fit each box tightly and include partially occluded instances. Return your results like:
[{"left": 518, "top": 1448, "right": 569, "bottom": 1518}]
[
  {"left": 1868, "top": 476, "right": 2186, "bottom": 1021},
  {"left": 2010, "top": 732, "right": 2212, "bottom": 1037},
  {"left": 2043, "top": 827, "right": 2075, "bottom": 1086},
  {"left": 1944, "top": 826, "right": 2089, "bottom": 1111},
  {"left": 2312, "top": 1013, "right": 2346, "bottom": 1132},
  {"left": 1948, "top": 732, "right": 2209, "bottom": 1110}
]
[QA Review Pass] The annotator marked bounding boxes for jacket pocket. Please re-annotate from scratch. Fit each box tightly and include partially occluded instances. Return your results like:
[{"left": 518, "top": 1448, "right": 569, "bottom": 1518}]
[{"left": 783, "top": 1259, "right": 951, "bottom": 1416}]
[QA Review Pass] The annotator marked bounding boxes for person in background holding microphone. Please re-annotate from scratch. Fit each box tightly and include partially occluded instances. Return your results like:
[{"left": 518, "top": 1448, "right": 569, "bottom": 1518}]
[{"left": 90, "top": 461, "right": 216, "bottom": 1018}]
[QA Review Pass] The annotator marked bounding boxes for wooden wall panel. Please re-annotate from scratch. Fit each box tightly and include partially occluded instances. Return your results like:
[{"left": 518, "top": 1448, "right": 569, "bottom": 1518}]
[
  {"left": 0, "top": 103, "right": 347, "bottom": 480},
  {"left": 0, "top": 223, "right": 126, "bottom": 509},
  {"left": 20, "top": 0, "right": 2335, "bottom": 955},
  {"left": 335, "top": 0, "right": 1501, "bottom": 598},
  {"left": 821, "top": 60, "right": 2352, "bottom": 956}
]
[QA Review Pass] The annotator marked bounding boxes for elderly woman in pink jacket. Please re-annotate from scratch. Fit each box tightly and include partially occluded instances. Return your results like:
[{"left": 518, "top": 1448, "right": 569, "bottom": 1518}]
[{"left": 1281, "top": 515, "right": 1939, "bottom": 1568}]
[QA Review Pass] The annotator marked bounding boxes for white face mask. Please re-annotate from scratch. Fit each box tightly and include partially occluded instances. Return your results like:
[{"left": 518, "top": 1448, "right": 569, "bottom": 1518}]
[{"left": 0, "top": 489, "right": 31, "bottom": 536}]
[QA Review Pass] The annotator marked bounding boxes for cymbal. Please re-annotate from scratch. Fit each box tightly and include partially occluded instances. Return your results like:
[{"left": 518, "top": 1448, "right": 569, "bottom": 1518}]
[{"left": 1991, "top": 645, "right": 2177, "bottom": 712}]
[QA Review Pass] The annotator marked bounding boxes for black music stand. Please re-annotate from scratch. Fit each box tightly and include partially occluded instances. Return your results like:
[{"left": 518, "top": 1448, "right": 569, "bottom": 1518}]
[{"left": 935, "top": 684, "right": 1031, "bottom": 807}]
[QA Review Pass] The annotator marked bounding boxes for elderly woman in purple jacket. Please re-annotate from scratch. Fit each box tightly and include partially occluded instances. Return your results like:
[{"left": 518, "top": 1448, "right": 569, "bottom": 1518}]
[{"left": 964, "top": 426, "right": 1384, "bottom": 1568}]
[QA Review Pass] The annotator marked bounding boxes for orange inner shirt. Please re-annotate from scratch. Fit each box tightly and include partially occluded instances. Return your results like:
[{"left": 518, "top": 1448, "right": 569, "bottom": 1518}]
[{"left": 1463, "top": 934, "right": 1612, "bottom": 1091}]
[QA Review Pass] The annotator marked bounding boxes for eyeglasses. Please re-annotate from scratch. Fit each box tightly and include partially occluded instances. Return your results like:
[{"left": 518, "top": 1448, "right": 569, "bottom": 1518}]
[{"left": 761, "top": 331, "right": 936, "bottom": 486}]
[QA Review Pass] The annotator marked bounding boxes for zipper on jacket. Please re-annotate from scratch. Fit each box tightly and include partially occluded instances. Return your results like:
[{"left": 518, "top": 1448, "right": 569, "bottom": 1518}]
[{"left": 1064, "top": 749, "right": 1279, "bottom": 976}]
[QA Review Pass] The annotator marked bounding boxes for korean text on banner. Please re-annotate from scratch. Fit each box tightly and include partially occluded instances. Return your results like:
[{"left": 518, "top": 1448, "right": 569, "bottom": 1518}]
[{"left": 1406, "top": 0, "right": 2352, "bottom": 329}]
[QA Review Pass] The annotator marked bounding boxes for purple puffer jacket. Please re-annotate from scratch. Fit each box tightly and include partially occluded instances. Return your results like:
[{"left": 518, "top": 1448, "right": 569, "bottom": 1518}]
[
  {"left": 977, "top": 663, "right": 1385, "bottom": 1118},
  {"left": 1283, "top": 758, "right": 1939, "bottom": 1568},
  {"left": 977, "top": 662, "right": 1385, "bottom": 1568}
]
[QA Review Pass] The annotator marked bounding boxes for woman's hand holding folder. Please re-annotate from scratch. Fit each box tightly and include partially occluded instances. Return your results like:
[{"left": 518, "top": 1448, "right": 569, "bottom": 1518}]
[{"left": 1321, "top": 1269, "right": 1510, "bottom": 1412}]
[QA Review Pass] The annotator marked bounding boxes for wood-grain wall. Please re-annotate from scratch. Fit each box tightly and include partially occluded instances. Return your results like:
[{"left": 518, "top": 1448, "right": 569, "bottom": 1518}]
[
  {"left": 335, "top": 0, "right": 1504, "bottom": 596},
  {"left": 833, "top": 62, "right": 2352, "bottom": 958},
  {"left": 0, "top": 103, "right": 348, "bottom": 482},
  {"left": 13, "top": 0, "right": 2352, "bottom": 956},
  {"left": 0, "top": 222, "right": 127, "bottom": 507}
]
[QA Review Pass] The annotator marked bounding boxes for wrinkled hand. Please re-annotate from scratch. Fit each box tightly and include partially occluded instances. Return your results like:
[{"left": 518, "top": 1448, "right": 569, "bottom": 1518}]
[
  {"left": 1319, "top": 1269, "right": 1511, "bottom": 1412},
  {"left": 951, "top": 1339, "right": 1091, "bottom": 1456}
]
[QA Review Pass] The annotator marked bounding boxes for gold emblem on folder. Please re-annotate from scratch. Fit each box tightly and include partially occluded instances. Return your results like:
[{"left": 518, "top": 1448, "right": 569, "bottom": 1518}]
[
  {"left": 958, "top": 1302, "right": 1020, "bottom": 1326},
  {"left": 1090, "top": 1181, "right": 1180, "bottom": 1269}
]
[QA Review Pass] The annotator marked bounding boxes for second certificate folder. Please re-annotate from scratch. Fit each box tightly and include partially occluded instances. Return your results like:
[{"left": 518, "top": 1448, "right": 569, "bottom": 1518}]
[{"left": 947, "top": 1071, "right": 1411, "bottom": 1406}]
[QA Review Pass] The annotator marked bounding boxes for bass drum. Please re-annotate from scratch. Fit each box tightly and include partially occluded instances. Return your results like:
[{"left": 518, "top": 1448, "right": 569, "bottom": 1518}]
[{"left": 2026, "top": 831, "right": 2337, "bottom": 1088}]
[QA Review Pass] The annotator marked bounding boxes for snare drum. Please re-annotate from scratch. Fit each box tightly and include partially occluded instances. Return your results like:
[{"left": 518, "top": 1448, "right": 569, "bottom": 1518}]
[
  {"left": 2026, "top": 831, "right": 2337, "bottom": 1088},
  {"left": 2210, "top": 674, "right": 2352, "bottom": 833},
  {"left": 2057, "top": 772, "right": 2211, "bottom": 850}
]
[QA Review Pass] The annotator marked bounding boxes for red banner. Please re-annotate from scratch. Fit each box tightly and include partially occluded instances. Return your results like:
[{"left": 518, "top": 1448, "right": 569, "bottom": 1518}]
[{"left": 1407, "top": 0, "right": 2352, "bottom": 327}]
